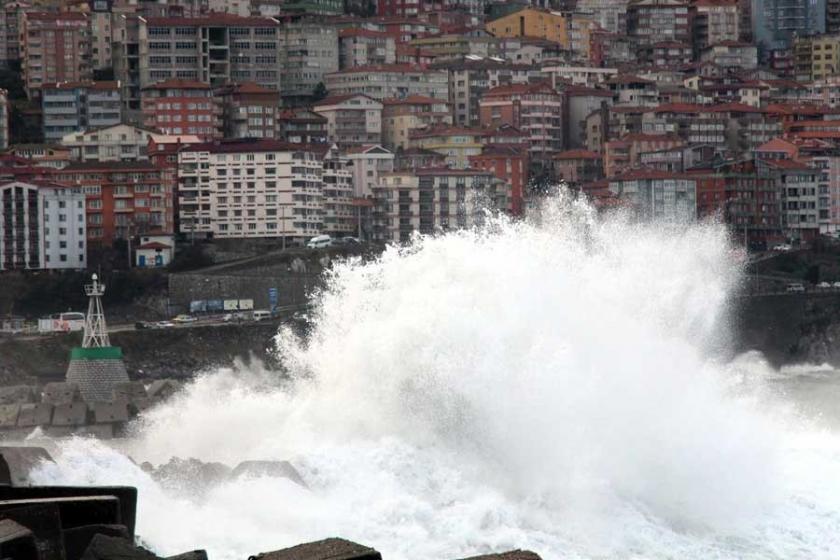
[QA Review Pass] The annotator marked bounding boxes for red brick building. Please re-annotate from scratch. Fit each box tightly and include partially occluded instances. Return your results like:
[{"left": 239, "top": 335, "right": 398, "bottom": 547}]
[
  {"left": 53, "top": 161, "right": 176, "bottom": 249},
  {"left": 478, "top": 82, "right": 564, "bottom": 164},
  {"left": 141, "top": 79, "right": 222, "bottom": 141},
  {"left": 21, "top": 12, "right": 91, "bottom": 99},
  {"left": 469, "top": 145, "right": 528, "bottom": 215},
  {"left": 216, "top": 82, "right": 279, "bottom": 139}
]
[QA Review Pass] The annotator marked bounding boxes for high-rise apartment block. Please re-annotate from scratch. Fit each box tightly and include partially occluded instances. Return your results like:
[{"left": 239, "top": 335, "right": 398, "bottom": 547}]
[
  {"left": 21, "top": 12, "right": 92, "bottom": 99},
  {"left": 139, "top": 14, "right": 282, "bottom": 92}
]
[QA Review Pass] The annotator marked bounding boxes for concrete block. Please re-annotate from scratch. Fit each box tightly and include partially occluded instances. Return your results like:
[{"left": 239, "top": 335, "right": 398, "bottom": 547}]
[
  {"left": 51, "top": 402, "right": 90, "bottom": 427},
  {"left": 0, "top": 386, "right": 36, "bottom": 405},
  {"left": 80, "top": 534, "right": 159, "bottom": 560},
  {"left": 456, "top": 552, "right": 542, "bottom": 560},
  {"left": 231, "top": 460, "right": 306, "bottom": 487},
  {"left": 0, "top": 446, "right": 54, "bottom": 486},
  {"left": 42, "top": 382, "right": 82, "bottom": 405},
  {"left": 0, "top": 405, "right": 21, "bottom": 429},
  {"left": 0, "top": 518, "right": 38, "bottom": 560},
  {"left": 17, "top": 404, "right": 53, "bottom": 428},
  {"left": 93, "top": 401, "right": 130, "bottom": 424}
]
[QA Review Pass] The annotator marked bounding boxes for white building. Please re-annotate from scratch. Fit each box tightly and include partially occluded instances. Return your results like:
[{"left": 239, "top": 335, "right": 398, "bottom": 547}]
[
  {"left": 60, "top": 124, "right": 180, "bottom": 162},
  {"left": 346, "top": 145, "right": 395, "bottom": 197},
  {"left": 135, "top": 234, "right": 174, "bottom": 267},
  {"left": 0, "top": 181, "right": 86, "bottom": 270},
  {"left": 324, "top": 64, "right": 449, "bottom": 101},
  {"left": 372, "top": 168, "right": 510, "bottom": 243},
  {"left": 322, "top": 145, "right": 355, "bottom": 236},
  {"left": 176, "top": 139, "right": 327, "bottom": 241}
]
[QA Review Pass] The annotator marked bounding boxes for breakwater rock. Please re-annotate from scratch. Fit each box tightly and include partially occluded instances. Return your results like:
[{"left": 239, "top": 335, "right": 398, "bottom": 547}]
[{"left": 0, "top": 447, "right": 542, "bottom": 560}]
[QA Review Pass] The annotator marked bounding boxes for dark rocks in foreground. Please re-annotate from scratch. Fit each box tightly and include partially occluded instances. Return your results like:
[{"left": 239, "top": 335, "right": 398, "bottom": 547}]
[
  {"left": 249, "top": 537, "right": 382, "bottom": 560},
  {"left": 0, "top": 447, "right": 543, "bottom": 560}
]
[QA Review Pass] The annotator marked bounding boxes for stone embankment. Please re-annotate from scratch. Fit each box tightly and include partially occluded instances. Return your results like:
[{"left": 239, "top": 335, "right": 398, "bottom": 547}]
[
  {"left": 0, "top": 321, "right": 298, "bottom": 383},
  {"left": 0, "top": 447, "right": 541, "bottom": 560}
]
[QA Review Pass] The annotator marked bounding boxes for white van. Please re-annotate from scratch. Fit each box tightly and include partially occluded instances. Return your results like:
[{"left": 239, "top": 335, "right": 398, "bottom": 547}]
[
  {"left": 307, "top": 235, "right": 332, "bottom": 249},
  {"left": 252, "top": 310, "right": 272, "bottom": 321}
]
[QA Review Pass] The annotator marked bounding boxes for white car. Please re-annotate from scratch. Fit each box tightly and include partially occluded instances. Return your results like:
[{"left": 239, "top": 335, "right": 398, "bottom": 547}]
[
  {"left": 155, "top": 321, "right": 175, "bottom": 329},
  {"left": 307, "top": 235, "right": 332, "bottom": 249},
  {"left": 818, "top": 281, "right": 831, "bottom": 289},
  {"left": 252, "top": 310, "right": 272, "bottom": 321},
  {"left": 773, "top": 244, "right": 792, "bottom": 251},
  {"left": 172, "top": 314, "right": 197, "bottom": 324},
  {"left": 833, "top": 282, "right": 840, "bottom": 289},
  {"left": 786, "top": 283, "right": 806, "bottom": 293}
]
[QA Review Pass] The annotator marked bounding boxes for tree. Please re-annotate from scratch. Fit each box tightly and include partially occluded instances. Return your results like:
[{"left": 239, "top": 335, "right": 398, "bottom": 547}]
[{"left": 312, "top": 82, "right": 328, "bottom": 102}]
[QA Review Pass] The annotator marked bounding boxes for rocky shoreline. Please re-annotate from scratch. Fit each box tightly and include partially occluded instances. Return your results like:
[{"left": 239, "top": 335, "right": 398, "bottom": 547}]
[{"left": 0, "top": 447, "right": 541, "bottom": 560}]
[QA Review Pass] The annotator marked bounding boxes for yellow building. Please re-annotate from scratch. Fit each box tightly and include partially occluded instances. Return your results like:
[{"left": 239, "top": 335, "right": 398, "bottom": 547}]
[
  {"left": 486, "top": 8, "right": 570, "bottom": 48},
  {"left": 795, "top": 35, "right": 840, "bottom": 82}
]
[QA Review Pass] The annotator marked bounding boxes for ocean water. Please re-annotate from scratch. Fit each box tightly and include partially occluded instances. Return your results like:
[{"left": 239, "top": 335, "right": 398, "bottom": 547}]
[{"left": 30, "top": 197, "right": 840, "bottom": 559}]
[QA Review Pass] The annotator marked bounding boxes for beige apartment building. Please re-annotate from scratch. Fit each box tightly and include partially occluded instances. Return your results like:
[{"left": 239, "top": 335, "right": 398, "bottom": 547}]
[
  {"left": 382, "top": 96, "right": 452, "bottom": 150},
  {"left": 313, "top": 94, "right": 383, "bottom": 148},
  {"left": 324, "top": 64, "right": 449, "bottom": 101}
]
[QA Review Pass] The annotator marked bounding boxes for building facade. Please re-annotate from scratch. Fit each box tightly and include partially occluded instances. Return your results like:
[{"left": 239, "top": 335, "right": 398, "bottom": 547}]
[
  {"left": 139, "top": 14, "right": 282, "bottom": 92},
  {"left": 141, "top": 79, "right": 222, "bottom": 140},
  {"left": 0, "top": 181, "right": 87, "bottom": 270},
  {"left": 217, "top": 82, "right": 279, "bottom": 139},
  {"left": 324, "top": 65, "right": 449, "bottom": 101},
  {"left": 313, "top": 94, "right": 383, "bottom": 148},
  {"left": 41, "top": 82, "right": 122, "bottom": 143},
  {"left": 21, "top": 12, "right": 92, "bottom": 98}
]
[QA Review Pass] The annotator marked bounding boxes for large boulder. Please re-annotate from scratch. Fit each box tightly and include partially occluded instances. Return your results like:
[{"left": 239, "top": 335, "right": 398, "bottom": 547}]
[
  {"left": 80, "top": 534, "right": 159, "bottom": 560},
  {"left": 249, "top": 538, "right": 382, "bottom": 560},
  {"left": 231, "top": 460, "right": 307, "bottom": 487},
  {"left": 456, "top": 552, "right": 542, "bottom": 560}
]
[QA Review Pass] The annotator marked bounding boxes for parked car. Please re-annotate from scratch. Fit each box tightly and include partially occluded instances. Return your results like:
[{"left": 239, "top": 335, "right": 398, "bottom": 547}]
[
  {"left": 223, "top": 312, "right": 246, "bottom": 323},
  {"left": 252, "top": 310, "right": 272, "bottom": 321},
  {"left": 833, "top": 281, "right": 840, "bottom": 289},
  {"left": 786, "top": 283, "right": 806, "bottom": 293},
  {"left": 134, "top": 321, "right": 149, "bottom": 330},
  {"left": 155, "top": 321, "right": 175, "bottom": 329},
  {"left": 773, "top": 244, "right": 792, "bottom": 251},
  {"left": 172, "top": 314, "right": 197, "bottom": 324},
  {"left": 818, "top": 281, "right": 831, "bottom": 289},
  {"left": 307, "top": 235, "right": 332, "bottom": 249}
]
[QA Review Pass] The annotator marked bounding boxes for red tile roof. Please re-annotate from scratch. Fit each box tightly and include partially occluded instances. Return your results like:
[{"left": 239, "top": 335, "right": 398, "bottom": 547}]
[
  {"left": 382, "top": 95, "right": 446, "bottom": 105},
  {"left": 554, "top": 149, "right": 602, "bottom": 160},
  {"left": 142, "top": 79, "right": 211, "bottom": 91},
  {"left": 41, "top": 81, "right": 119, "bottom": 91},
  {"left": 138, "top": 242, "right": 172, "bottom": 250},
  {"left": 482, "top": 81, "right": 558, "bottom": 97},
  {"left": 145, "top": 13, "right": 279, "bottom": 26},
  {"left": 329, "top": 64, "right": 433, "bottom": 75}
]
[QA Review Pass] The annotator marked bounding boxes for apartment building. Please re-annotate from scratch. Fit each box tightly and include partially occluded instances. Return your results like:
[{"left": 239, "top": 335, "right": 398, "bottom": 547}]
[
  {"left": 276, "top": 108, "right": 328, "bottom": 143},
  {"left": 468, "top": 144, "right": 528, "bottom": 215},
  {"left": 53, "top": 161, "right": 176, "bottom": 249},
  {"left": 322, "top": 145, "right": 355, "bottom": 236},
  {"left": 0, "top": 2, "right": 27, "bottom": 67},
  {"left": 759, "top": 158, "right": 820, "bottom": 242},
  {"left": 313, "top": 94, "right": 383, "bottom": 148},
  {"left": 21, "top": 12, "right": 92, "bottom": 99},
  {"left": 751, "top": 0, "right": 825, "bottom": 53},
  {"left": 139, "top": 14, "right": 281, "bottom": 92},
  {"left": 60, "top": 124, "right": 192, "bottom": 162},
  {"left": 372, "top": 168, "right": 509, "bottom": 243},
  {"left": 339, "top": 29, "right": 396, "bottom": 69},
  {"left": 217, "top": 82, "right": 279, "bottom": 139},
  {"left": 626, "top": 0, "right": 692, "bottom": 46},
  {"left": 486, "top": 8, "right": 570, "bottom": 45},
  {"left": 113, "top": 14, "right": 143, "bottom": 124},
  {"left": 324, "top": 65, "right": 449, "bottom": 101},
  {"left": 278, "top": 20, "right": 339, "bottom": 102},
  {"left": 694, "top": 0, "right": 740, "bottom": 48},
  {"left": 700, "top": 41, "right": 759, "bottom": 70},
  {"left": 41, "top": 82, "right": 122, "bottom": 143},
  {"left": 89, "top": 4, "right": 114, "bottom": 71},
  {"left": 577, "top": 0, "right": 628, "bottom": 34},
  {"left": 346, "top": 144, "right": 395, "bottom": 197},
  {"left": 794, "top": 35, "right": 840, "bottom": 82},
  {"left": 0, "top": 180, "right": 87, "bottom": 270},
  {"left": 478, "top": 82, "right": 564, "bottom": 162},
  {"left": 438, "top": 59, "right": 544, "bottom": 127},
  {"left": 176, "top": 139, "right": 328, "bottom": 241},
  {"left": 382, "top": 96, "right": 452, "bottom": 150},
  {"left": 607, "top": 169, "right": 697, "bottom": 222},
  {"left": 141, "top": 79, "right": 222, "bottom": 140},
  {"left": 0, "top": 90, "right": 8, "bottom": 151}
]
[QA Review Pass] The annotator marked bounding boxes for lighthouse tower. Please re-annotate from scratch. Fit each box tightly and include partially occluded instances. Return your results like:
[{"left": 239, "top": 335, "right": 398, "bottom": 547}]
[{"left": 65, "top": 274, "right": 129, "bottom": 402}]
